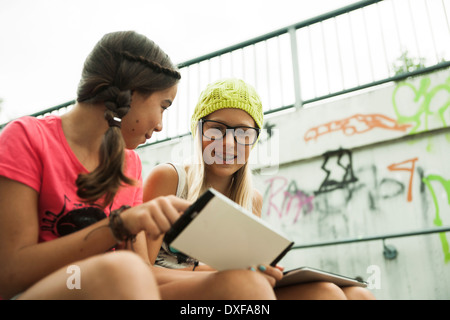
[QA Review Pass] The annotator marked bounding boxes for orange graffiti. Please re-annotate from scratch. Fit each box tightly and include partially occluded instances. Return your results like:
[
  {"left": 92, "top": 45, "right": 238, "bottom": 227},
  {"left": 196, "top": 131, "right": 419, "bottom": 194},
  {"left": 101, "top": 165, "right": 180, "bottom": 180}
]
[
  {"left": 387, "top": 157, "right": 419, "bottom": 202},
  {"left": 304, "top": 113, "right": 412, "bottom": 142}
]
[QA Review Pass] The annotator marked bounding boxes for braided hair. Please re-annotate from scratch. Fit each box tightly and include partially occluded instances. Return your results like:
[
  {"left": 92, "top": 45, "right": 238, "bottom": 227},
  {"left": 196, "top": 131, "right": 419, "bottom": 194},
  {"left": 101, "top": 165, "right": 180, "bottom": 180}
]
[{"left": 76, "top": 31, "right": 180, "bottom": 207}]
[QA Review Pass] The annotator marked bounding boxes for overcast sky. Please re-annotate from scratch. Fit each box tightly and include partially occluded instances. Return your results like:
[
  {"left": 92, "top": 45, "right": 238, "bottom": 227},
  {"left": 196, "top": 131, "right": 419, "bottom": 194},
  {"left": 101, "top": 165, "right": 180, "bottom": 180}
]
[{"left": 0, "top": 0, "right": 358, "bottom": 123}]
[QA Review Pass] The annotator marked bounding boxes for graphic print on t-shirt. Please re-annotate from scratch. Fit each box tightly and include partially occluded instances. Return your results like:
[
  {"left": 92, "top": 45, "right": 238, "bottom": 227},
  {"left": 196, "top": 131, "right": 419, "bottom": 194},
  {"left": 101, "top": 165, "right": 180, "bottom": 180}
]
[{"left": 41, "top": 195, "right": 110, "bottom": 237}]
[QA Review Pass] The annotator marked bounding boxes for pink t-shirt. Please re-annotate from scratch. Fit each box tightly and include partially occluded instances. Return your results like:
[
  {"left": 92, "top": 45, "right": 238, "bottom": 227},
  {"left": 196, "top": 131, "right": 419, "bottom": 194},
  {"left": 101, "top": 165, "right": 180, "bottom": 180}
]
[{"left": 0, "top": 115, "right": 143, "bottom": 243}]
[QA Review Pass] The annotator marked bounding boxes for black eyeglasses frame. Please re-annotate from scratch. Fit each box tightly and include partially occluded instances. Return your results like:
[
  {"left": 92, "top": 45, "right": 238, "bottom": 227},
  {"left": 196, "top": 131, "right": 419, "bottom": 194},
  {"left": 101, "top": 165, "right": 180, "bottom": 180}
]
[{"left": 199, "top": 119, "right": 261, "bottom": 146}]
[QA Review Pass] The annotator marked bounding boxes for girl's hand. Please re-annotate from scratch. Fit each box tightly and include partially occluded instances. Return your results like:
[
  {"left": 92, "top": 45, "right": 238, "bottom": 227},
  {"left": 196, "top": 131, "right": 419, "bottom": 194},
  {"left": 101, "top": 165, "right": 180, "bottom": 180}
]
[
  {"left": 250, "top": 264, "right": 284, "bottom": 287},
  {"left": 120, "top": 195, "right": 191, "bottom": 239}
]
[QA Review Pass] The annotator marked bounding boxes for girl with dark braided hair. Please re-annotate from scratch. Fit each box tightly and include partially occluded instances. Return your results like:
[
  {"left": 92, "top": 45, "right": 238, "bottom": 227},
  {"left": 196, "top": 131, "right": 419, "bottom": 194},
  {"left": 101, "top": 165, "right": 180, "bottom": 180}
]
[{"left": 0, "top": 31, "right": 276, "bottom": 300}]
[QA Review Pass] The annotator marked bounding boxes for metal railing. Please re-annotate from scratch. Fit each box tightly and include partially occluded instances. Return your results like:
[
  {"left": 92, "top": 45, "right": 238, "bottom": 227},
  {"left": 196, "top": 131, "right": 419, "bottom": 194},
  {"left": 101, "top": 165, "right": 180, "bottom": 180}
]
[
  {"left": 291, "top": 226, "right": 450, "bottom": 260},
  {"left": 2, "top": 0, "right": 450, "bottom": 138}
]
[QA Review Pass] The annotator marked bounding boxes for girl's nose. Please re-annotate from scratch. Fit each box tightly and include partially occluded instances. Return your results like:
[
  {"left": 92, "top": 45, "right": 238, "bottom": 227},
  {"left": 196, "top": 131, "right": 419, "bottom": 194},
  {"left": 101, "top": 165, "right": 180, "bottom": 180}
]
[
  {"left": 154, "top": 122, "right": 163, "bottom": 132},
  {"left": 225, "top": 129, "right": 235, "bottom": 145}
]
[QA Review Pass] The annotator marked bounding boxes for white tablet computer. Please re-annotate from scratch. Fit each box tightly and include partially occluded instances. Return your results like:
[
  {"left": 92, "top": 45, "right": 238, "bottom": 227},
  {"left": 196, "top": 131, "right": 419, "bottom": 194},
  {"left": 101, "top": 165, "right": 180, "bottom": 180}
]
[
  {"left": 164, "top": 188, "right": 294, "bottom": 271},
  {"left": 275, "top": 266, "right": 368, "bottom": 288}
]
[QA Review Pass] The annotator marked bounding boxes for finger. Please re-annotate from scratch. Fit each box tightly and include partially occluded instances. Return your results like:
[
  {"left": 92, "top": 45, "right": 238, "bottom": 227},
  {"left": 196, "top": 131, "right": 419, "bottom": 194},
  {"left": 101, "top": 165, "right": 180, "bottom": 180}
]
[
  {"left": 149, "top": 203, "right": 173, "bottom": 233},
  {"left": 142, "top": 218, "right": 163, "bottom": 240},
  {"left": 140, "top": 204, "right": 166, "bottom": 239},
  {"left": 275, "top": 264, "right": 285, "bottom": 272},
  {"left": 157, "top": 197, "right": 184, "bottom": 225},
  {"left": 265, "top": 275, "right": 276, "bottom": 288},
  {"left": 258, "top": 265, "right": 283, "bottom": 281},
  {"left": 166, "top": 195, "right": 192, "bottom": 212},
  {"left": 142, "top": 197, "right": 177, "bottom": 227}
]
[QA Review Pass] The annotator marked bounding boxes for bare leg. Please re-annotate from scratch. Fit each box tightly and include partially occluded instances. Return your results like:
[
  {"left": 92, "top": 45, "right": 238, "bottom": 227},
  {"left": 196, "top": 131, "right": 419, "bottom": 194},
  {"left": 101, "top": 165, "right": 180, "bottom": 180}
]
[
  {"left": 275, "top": 282, "right": 348, "bottom": 300},
  {"left": 342, "top": 286, "right": 376, "bottom": 300},
  {"left": 18, "top": 251, "right": 159, "bottom": 300},
  {"left": 156, "top": 268, "right": 276, "bottom": 300}
]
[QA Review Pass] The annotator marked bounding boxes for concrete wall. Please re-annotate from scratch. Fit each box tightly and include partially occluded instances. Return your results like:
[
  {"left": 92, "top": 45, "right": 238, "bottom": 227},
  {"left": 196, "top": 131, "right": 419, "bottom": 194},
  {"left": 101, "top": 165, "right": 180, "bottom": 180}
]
[{"left": 137, "top": 68, "right": 450, "bottom": 299}]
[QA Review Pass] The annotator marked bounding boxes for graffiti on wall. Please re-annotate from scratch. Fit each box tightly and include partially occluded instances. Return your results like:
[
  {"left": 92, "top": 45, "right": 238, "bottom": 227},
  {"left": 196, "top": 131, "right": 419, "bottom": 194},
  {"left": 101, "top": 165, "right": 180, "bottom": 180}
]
[
  {"left": 392, "top": 76, "right": 450, "bottom": 138},
  {"left": 315, "top": 148, "right": 358, "bottom": 195},
  {"left": 304, "top": 114, "right": 411, "bottom": 142},
  {"left": 261, "top": 147, "right": 449, "bottom": 263},
  {"left": 263, "top": 74, "right": 450, "bottom": 263},
  {"left": 387, "top": 157, "right": 418, "bottom": 202},
  {"left": 303, "top": 75, "right": 450, "bottom": 147},
  {"left": 263, "top": 150, "right": 411, "bottom": 221},
  {"left": 263, "top": 176, "right": 314, "bottom": 224},
  {"left": 422, "top": 175, "right": 450, "bottom": 263}
]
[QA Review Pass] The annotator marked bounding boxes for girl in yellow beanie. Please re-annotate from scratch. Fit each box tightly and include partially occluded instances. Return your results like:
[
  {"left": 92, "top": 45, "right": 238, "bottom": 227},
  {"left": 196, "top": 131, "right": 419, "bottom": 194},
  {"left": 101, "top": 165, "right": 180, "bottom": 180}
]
[
  {"left": 144, "top": 78, "right": 375, "bottom": 300},
  {"left": 145, "top": 78, "right": 265, "bottom": 269}
]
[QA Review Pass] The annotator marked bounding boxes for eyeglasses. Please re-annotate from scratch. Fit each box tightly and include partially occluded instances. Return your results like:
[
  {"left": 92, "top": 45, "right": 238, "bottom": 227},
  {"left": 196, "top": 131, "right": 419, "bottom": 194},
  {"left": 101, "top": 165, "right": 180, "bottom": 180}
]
[{"left": 200, "top": 119, "right": 260, "bottom": 146}]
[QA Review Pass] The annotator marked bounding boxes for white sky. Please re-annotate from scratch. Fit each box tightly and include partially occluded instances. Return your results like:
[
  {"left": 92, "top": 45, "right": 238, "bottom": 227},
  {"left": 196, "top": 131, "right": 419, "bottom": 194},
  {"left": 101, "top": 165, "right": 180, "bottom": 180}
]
[{"left": 0, "top": 0, "right": 356, "bottom": 123}]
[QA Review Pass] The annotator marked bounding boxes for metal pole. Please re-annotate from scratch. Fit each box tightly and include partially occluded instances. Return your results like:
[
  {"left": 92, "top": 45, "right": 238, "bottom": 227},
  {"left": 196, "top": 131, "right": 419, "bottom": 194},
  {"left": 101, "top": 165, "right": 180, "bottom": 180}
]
[
  {"left": 291, "top": 226, "right": 450, "bottom": 250},
  {"left": 289, "top": 27, "right": 302, "bottom": 109}
]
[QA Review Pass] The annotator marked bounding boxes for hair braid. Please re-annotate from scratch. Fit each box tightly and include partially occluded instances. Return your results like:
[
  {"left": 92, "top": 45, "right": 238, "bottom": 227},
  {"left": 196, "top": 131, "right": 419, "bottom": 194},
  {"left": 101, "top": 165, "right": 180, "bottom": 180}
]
[
  {"left": 76, "top": 86, "right": 135, "bottom": 207},
  {"left": 120, "top": 51, "right": 181, "bottom": 80},
  {"left": 96, "top": 86, "right": 132, "bottom": 118}
]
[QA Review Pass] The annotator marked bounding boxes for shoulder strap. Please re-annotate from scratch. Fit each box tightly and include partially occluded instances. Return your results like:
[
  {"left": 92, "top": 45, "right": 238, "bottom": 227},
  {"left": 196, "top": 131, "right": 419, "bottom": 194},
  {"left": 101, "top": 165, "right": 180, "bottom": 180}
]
[{"left": 168, "top": 163, "right": 187, "bottom": 198}]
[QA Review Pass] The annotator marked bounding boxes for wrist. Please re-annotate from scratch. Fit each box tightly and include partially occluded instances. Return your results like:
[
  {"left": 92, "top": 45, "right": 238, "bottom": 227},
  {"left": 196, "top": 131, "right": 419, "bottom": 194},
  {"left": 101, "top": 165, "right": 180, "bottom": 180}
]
[{"left": 109, "top": 205, "right": 134, "bottom": 244}]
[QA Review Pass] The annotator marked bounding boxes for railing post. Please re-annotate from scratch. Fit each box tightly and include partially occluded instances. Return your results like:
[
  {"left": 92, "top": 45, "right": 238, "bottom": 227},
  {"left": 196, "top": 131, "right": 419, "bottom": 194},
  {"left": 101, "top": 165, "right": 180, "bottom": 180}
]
[{"left": 289, "top": 27, "right": 303, "bottom": 109}]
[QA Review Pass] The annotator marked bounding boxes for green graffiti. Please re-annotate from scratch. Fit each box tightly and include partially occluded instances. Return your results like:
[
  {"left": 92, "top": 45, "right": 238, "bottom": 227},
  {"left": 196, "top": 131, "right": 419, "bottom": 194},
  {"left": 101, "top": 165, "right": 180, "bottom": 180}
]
[
  {"left": 392, "top": 76, "right": 450, "bottom": 144},
  {"left": 422, "top": 174, "right": 450, "bottom": 263}
]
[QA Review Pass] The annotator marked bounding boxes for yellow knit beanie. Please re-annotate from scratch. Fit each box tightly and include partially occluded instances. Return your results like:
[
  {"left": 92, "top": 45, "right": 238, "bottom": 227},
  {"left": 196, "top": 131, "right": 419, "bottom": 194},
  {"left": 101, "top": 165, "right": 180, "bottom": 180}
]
[{"left": 190, "top": 78, "right": 263, "bottom": 135}]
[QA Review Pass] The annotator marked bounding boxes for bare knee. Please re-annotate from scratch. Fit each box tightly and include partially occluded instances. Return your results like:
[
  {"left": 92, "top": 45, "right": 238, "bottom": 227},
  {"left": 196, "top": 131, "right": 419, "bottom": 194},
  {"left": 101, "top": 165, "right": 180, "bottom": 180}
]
[
  {"left": 342, "top": 286, "right": 376, "bottom": 300},
  {"left": 276, "top": 281, "right": 347, "bottom": 300},
  {"left": 213, "top": 269, "right": 276, "bottom": 300},
  {"left": 95, "top": 251, "right": 148, "bottom": 279},
  {"left": 19, "top": 251, "right": 158, "bottom": 300},
  {"left": 81, "top": 251, "right": 159, "bottom": 299},
  {"left": 314, "top": 282, "right": 348, "bottom": 300}
]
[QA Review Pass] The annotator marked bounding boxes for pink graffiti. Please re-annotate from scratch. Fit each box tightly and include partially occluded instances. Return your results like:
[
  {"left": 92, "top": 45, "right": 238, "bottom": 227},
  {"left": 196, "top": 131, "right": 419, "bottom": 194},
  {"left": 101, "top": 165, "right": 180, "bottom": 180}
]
[{"left": 264, "top": 176, "right": 314, "bottom": 223}]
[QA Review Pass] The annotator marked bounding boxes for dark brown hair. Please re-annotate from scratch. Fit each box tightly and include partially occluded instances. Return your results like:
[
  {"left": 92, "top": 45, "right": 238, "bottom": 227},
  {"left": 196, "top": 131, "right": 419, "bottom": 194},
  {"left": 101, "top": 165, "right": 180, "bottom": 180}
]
[{"left": 76, "top": 31, "right": 180, "bottom": 207}]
